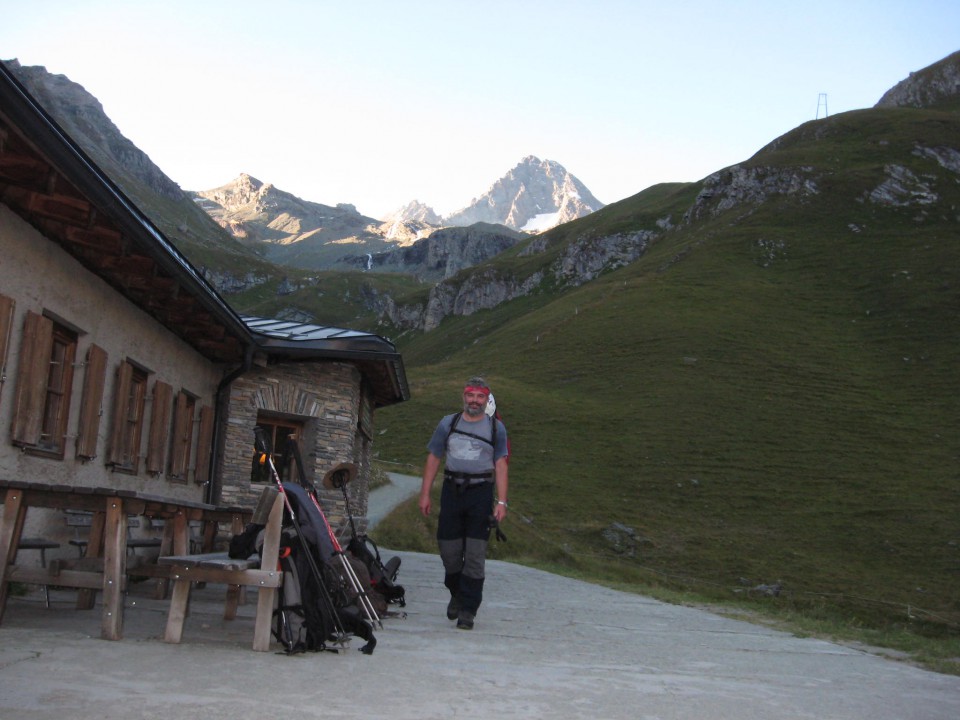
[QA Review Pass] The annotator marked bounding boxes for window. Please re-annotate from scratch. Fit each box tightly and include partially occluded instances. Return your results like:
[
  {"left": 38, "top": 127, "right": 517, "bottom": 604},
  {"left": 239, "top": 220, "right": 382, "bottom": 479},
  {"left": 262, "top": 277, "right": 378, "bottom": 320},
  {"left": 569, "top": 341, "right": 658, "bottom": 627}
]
[
  {"left": 251, "top": 415, "right": 302, "bottom": 483},
  {"left": 107, "top": 360, "right": 148, "bottom": 472},
  {"left": 11, "top": 311, "right": 78, "bottom": 457},
  {"left": 169, "top": 391, "right": 197, "bottom": 482},
  {"left": 41, "top": 325, "right": 78, "bottom": 453}
]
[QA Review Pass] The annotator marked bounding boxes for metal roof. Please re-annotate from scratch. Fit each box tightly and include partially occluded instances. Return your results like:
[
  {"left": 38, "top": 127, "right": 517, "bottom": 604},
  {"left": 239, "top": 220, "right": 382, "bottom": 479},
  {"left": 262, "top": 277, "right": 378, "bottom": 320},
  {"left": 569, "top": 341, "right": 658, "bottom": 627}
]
[
  {"left": 242, "top": 314, "right": 405, "bottom": 360},
  {"left": 243, "top": 316, "right": 378, "bottom": 342},
  {"left": 242, "top": 314, "right": 410, "bottom": 405}
]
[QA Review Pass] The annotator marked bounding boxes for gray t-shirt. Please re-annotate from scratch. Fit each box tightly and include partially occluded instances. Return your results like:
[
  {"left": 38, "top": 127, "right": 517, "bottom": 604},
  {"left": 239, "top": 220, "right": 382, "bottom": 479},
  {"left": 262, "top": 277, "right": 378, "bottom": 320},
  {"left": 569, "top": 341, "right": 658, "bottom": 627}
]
[{"left": 427, "top": 413, "right": 508, "bottom": 476}]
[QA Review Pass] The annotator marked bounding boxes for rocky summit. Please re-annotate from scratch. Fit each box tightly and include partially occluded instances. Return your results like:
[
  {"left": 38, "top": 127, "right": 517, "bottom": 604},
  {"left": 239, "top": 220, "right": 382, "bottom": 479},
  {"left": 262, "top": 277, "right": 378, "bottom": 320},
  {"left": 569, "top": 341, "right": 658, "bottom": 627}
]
[{"left": 387, "top": 155, "right": 604, "bottom": 233}]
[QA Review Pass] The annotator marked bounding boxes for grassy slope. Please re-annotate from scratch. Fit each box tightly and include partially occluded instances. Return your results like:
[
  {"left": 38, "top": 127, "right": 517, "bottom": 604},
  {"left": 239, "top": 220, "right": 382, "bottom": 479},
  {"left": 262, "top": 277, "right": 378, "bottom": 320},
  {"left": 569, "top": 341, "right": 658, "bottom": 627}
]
[
  {"left": 227, "top": 269, "right": 426, "bottom": 329},
  {"left": 369, "top": 106, "right": 960, "bottom": 643}
]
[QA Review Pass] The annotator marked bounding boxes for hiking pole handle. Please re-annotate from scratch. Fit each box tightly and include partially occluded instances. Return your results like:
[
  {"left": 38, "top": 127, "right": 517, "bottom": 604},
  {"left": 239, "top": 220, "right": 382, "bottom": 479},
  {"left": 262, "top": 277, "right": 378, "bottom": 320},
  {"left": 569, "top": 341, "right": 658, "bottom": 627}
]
[
  {"left": 253, "top": 425, "right": 270, "bottom": 456},
  {"left": 489, "top": 515, "right": 507, "bottom": 542}
]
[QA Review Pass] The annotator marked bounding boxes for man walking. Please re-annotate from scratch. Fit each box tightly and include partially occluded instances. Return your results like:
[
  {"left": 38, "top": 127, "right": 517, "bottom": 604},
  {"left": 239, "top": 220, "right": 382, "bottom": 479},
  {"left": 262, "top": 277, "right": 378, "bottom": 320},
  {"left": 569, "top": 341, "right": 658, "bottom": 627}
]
[{"left": 419, "top": 377, "right": 509, "bottom": 629}]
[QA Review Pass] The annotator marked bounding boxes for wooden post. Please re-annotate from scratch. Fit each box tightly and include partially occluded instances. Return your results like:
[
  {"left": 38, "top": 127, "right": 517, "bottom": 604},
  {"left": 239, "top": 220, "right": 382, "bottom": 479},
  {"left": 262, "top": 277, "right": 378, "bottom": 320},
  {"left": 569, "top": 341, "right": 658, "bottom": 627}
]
[
  {"left": 100, "top": 498, "right": 127, "bottom": 640},
  {"left": 252, "top": 492, "right": 283, "bottom": 651},
  {"left": 0, "top": 488, "right": 26, "bottom": 624}
]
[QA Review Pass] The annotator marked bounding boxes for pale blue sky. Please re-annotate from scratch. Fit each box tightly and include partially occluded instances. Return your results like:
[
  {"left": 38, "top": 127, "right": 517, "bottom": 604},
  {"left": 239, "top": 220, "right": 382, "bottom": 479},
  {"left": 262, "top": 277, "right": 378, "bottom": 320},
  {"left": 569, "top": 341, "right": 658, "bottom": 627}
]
[{"left": 2, "top": 1, "right": 958, "bottom": 219}]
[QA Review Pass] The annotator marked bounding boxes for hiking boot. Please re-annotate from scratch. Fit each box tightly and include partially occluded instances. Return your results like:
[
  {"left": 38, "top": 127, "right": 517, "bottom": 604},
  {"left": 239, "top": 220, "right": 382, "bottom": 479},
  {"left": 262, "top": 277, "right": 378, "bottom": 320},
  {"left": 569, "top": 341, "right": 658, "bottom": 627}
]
[
  {"left": 456, "top": 609, "right": 475, "bottom": 630},
  {"left": 446, "top": 595, "right": 461, "bottom": 621}
]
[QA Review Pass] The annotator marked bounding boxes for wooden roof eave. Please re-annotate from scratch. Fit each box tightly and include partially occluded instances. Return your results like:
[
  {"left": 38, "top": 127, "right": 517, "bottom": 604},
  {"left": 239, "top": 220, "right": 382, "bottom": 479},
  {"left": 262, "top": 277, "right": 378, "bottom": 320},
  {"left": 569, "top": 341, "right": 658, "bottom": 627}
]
[{"left": 0, "top": 63, "right": 254, "bottom": 363}]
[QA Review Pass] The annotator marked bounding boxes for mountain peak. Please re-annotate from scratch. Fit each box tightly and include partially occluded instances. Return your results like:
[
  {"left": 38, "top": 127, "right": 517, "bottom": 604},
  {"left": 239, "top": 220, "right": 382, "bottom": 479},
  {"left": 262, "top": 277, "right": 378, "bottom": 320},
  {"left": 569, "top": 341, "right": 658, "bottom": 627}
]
[
  {"left": 236, "top": 172, "right": 263, "bottom": 187},
  {"left": 445, "top": 156, "right": 604, "bottom": 232},
  {"left": 198, "top": 174, "right": 270, "bottom": 208},
  {"left": 386, "top": 156, "right": 604, "bottom": 232},
  {"left": 389, "top": 199, "right": 443, "bottom": 226}
]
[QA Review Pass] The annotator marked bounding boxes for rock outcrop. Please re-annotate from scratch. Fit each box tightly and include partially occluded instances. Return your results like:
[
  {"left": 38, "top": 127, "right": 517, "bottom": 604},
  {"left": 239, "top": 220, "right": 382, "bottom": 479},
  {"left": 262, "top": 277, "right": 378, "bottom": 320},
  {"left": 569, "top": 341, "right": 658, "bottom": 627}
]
[
  {"left": 875, "top": 50, "right": 960, "bottom": 110},
  {"left": 336, "top": 223, "right": 525, "bottom": 280}
]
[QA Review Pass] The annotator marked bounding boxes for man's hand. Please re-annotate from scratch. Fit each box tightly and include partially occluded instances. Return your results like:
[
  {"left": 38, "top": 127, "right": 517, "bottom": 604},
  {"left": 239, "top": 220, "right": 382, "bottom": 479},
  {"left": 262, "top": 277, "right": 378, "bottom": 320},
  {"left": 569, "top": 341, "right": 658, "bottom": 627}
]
[
  {"left": 488, "top": 514, "right": 507, "bottom": 542},
  {"left": 420, "top": 453, "right": 441, "bottom": 517}
]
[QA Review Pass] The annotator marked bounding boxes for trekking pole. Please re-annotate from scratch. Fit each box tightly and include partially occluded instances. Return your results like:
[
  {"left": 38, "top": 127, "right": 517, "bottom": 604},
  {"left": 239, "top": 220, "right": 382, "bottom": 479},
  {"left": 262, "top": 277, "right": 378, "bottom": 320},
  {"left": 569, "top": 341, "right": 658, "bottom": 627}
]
[
  {"left": 309, "top": 491, "right": 383, "bottom": 628},
  {"left": 282, "top": 439, "right": 382, "bottom": 629},
  {"left": 253, "top": 428, "right": 349, "bottom": 646},
  {"left": 329, "top": 468, "right": 359, "bottom": 541}
]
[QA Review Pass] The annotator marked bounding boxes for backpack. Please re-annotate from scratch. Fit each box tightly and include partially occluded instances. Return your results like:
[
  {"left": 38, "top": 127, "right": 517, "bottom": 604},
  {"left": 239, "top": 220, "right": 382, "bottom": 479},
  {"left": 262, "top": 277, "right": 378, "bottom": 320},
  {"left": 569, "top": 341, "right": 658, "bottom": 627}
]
[
  {"left": 230, "top": 481, "right": 377, "bottom": 655},
  {"left": 347, "top": 534, "right": 406, "bottom": 607},
  {"left": 246, "top": 429, "right": 380, "bottom": 654},
  {"left": 280, "top": 483, "right": 379, "bottom": 654},
  {"left": 487, "top": 392, "right": 511, "bottom": 462}
]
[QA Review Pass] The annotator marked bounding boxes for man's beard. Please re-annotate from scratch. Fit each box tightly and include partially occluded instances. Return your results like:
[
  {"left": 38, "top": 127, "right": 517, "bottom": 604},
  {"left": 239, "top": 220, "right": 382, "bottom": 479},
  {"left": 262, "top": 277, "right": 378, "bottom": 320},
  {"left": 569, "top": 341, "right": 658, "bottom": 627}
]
[{"left": 463, "top": 401, "right": 485, "bottom": 418}]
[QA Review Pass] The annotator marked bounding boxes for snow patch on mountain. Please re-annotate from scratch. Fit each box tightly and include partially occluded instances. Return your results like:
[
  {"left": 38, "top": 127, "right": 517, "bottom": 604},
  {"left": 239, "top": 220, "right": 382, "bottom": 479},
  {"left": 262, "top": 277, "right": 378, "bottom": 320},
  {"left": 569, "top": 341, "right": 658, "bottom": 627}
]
[{"left": 522, "top": 211, "right": 562, "bottom": 232}]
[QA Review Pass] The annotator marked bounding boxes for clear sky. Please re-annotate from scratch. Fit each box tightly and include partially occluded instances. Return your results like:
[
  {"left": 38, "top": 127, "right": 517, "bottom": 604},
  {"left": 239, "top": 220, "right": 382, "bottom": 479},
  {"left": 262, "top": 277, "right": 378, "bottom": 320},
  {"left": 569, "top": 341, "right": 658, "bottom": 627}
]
[{"left": 2, "top": 1, "right": 958, "bottom": 220}]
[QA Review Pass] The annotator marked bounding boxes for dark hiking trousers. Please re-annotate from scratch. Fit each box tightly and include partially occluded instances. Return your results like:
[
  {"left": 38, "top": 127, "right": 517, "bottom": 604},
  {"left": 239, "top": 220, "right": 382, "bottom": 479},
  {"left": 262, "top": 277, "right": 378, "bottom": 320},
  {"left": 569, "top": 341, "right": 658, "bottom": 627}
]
[{"left": 437, "top": 479, "right": 493, "bottom": 615}]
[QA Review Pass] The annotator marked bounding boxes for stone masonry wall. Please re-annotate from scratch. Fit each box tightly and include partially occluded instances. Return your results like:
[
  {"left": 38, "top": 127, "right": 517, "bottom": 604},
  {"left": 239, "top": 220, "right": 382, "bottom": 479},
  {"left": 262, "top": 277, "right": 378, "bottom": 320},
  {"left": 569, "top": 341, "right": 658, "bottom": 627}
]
[{"left": 218, "top": 360, "right": 372, "bottom": 532}]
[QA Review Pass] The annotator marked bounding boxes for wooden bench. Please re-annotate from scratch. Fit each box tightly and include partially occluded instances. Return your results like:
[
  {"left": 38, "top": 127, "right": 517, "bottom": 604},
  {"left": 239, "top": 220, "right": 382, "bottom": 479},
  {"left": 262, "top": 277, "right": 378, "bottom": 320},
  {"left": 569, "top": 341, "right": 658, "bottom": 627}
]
[
  {"left": 158, "top": 486, "right": 284, "bottom": 651},
  {"left": 66, "top": 511, "right": 161, "bottom": 556},
  {"left": 16, "top": 537, "right": 61, "bottom": 607},
  {"left": 151, "top": 519, "right": 232, "bottom": 555},
  {"left": 17, "top": 537, "right": 60, "bottom": 564}
]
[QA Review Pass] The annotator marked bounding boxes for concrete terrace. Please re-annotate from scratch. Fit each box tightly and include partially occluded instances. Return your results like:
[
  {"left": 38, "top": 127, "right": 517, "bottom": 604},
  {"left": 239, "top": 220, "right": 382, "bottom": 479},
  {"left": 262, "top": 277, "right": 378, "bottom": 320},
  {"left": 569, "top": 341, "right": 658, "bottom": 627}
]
[{"left": 1, "top": 474, "right": 959, "bottom": 720}]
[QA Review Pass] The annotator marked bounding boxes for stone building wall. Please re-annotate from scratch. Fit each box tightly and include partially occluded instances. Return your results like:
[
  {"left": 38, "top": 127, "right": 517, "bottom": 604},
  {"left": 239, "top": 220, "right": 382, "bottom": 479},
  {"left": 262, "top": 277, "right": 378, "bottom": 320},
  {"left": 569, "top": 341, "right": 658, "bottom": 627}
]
[{"left": 218, "top": 360, "right": 373, "bottom": 531}]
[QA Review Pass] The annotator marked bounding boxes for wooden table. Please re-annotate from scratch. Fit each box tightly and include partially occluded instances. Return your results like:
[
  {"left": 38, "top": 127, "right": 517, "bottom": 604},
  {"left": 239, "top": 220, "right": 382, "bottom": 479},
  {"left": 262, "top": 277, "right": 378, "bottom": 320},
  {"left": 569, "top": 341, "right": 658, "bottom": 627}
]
[{"left": 0, "top": 479, "right": 251, "bottom": 640}]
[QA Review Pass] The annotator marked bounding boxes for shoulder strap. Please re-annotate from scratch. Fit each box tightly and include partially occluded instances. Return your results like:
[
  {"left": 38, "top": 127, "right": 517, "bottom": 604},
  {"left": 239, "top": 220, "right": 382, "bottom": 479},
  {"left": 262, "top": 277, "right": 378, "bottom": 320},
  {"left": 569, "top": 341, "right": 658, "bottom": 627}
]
[
  {"left": 444, "top": 412, "right": 495, "bottom": 448},
  {"left": 443, "top": 412, "right": 461, "bottom": 451}
]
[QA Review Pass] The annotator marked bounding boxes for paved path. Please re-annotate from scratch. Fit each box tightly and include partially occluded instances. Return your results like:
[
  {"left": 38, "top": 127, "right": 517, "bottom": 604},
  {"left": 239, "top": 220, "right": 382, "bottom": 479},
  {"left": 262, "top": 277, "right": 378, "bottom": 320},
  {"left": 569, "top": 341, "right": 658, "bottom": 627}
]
[
  {"left": 1, "top": 478, "right": 959, "bottom": 719},
  {"left": 366, "top": 471, "right": 421, "bottom": 530}
]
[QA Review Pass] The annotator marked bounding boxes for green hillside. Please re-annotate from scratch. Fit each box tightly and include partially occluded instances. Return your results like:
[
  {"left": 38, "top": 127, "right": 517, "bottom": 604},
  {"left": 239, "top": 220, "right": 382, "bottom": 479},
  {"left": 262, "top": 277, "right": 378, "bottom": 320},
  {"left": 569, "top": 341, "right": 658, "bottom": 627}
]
[{"left": 368, "top": 105, "right": 960, "bottom": 654}]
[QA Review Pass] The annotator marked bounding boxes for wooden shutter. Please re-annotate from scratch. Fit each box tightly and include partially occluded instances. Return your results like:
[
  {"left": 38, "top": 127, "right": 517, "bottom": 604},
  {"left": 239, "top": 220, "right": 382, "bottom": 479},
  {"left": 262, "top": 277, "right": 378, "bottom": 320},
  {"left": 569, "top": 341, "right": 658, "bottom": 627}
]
[
  {"left": 146, "top": 380, "right": 173, "bottom": 474},
  {"left": 169, "top": 391, "right": 191, "bottom": 479},
  {"left": 0, "top": 294, "right": 13, "bottom": 403},
  {"left": 358, "top": 391, "right": 374, "bottom": 440},
  {"left": 76, "top": 344, "right": 108, "bottom": 459},
  {"left": 193, "top": 405, "right": 215, "bottom": 485},
  {"left": 11, "top": 311, "right": 53, "bottom": 446},
  {"left": 107, "top": 361, "right": 133, "bottom": 465}
]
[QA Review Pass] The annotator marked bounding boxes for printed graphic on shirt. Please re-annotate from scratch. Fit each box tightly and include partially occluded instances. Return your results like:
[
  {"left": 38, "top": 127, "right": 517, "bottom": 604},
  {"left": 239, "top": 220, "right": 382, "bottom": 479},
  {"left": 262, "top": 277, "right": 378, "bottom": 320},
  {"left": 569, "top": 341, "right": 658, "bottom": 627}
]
[{"left": 449, "top": 434, "right": 485, "bottom": 462}]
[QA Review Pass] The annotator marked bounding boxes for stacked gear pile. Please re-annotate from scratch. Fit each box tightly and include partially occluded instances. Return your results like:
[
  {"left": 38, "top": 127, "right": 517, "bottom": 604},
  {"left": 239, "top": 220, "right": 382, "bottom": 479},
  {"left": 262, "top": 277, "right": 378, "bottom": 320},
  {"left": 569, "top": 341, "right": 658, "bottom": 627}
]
[
  {"left": 230, "top": 429, "right": 405, "bottom": 655},
  {"left": 324, "top": 461, "right": 406, "bottom": 608}
]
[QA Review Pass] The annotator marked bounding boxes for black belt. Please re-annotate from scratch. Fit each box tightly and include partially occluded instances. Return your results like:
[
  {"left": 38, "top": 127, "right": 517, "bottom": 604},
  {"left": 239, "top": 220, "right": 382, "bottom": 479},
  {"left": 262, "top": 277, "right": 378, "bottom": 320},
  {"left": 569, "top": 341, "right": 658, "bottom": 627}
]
[{"left": 444, "top": 470, "right": 493, "bottom": 485}]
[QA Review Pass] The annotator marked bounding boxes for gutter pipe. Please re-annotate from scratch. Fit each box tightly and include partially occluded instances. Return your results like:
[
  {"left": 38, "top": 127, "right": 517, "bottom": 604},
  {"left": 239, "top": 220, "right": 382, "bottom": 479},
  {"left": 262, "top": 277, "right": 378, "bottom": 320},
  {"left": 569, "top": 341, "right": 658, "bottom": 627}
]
[{"left": 204, "top": 343, "right": 255, "bottom": 505}]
